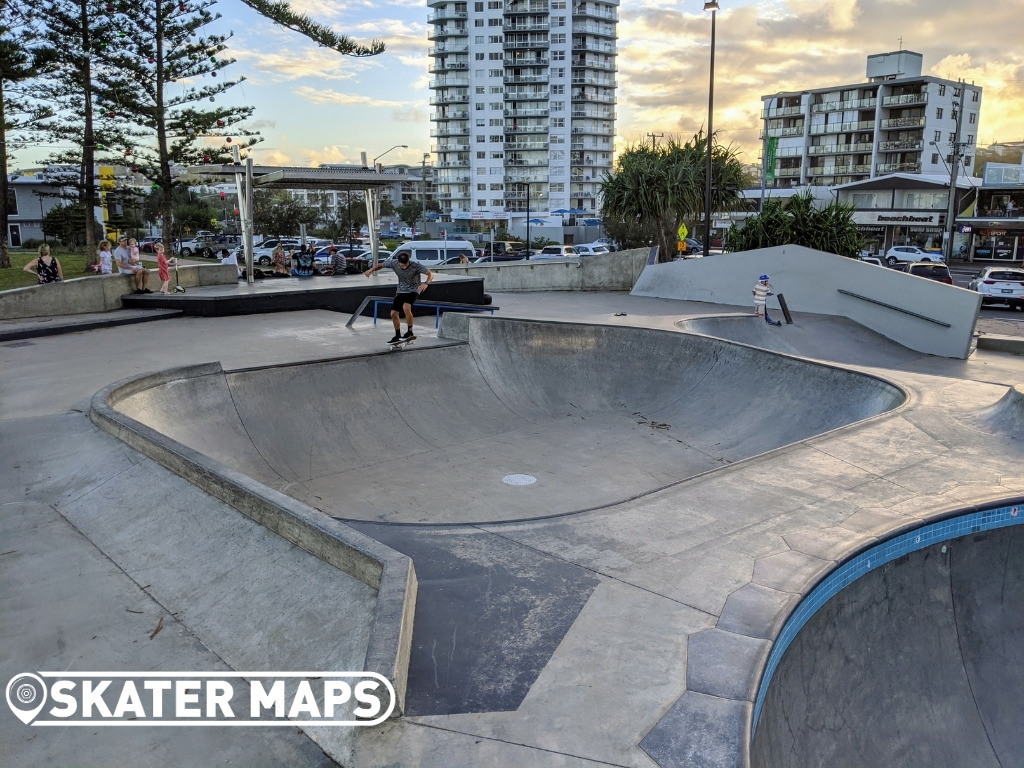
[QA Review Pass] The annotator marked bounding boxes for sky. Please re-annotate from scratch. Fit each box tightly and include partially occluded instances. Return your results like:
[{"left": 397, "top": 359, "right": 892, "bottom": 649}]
[{"left": 21, "top": 0, "right": 1024, "bottom": 170}]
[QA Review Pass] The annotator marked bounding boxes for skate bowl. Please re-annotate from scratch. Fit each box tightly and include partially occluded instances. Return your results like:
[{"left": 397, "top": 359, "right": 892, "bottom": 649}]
[
  {"left": 751, "top": 501, "right": 1024, "bottom": 767},
  {"left": 106, "top": 317, "right": 905, "bottom": 526}
]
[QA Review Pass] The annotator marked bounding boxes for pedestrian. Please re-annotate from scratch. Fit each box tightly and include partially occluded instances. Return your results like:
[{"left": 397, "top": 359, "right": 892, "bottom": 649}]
[
  {"left": 22, "top": 244, "right": 63, "bottom": 284},
  {"left": 155, "top": 243, "right": 175, "bottom": 294},
  {"left": 97, "top": 239, "right": 113, "bottom": 274},
  {"left": 115, "top": 236, "right": 151, "bottom": 293},
  {"left": 272, "top": 246, "right": 289, "bottom": 277},
  {"left": 752, "top": 274, "right": 781, "bottom": 326},
  {"left": 364, "top": 252, "right": 434, "bottom": 344}
]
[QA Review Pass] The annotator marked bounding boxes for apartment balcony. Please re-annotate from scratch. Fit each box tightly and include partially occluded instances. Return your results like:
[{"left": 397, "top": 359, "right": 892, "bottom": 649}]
[
  {"left": 571, "top": 125, "right": 613, "bottom": 136},
  {"left": 877, "top": 161, "right": 922, "bottom": 173},
  {"left": 504, "top": 124, "right": 550, "bottom": 133},
  {"left": 571, "top": 74, "right": 615, "bottom": 87},
  {"left": 808, "top": 142, "right": 874, "bottom": 155},
  {"left": 431, "top": 110, "right": 469, "bottom": 121},
  {"left": 429, "top": 44, "right": 469, "bottom": 56},
  {"left": 504, "top": 107, "right": 549, "bottom": 117},
  {"left": 505, "top": 73, "right": 549, "bottom": 84},
  {"left": 435, "top": 191, "right": 471, "bottom": 200},
  {"left": 430, "top": 126, "right": 470, "bottom": 137},
  {"left": 437, "top": 159, "right": 471, "bottom": 168},
  {"left": 431, "top": 143, "right": 471, "bottom": 153},
  {"left": 807, "top": 164, "right": 870, "bottom": 176},
  {"left": 427, "top": 27, "right": 468, "bottom": 40},
  {"left": 435, "top": 174, "right": 471, "bottom": 184},
  {"left": 881, "top": 116, "right": 926, "bottom": 129},
  {"left": 428, "top": 61, "right": 469, "bottom": 74},
  {"left": 430, "top": 77, "right": 470, "bottom": 89},
  {"left": 506, "top": 0, "right": 549, "bottom": 13},
  {"left": 572, "top": 40, "right": 615, "bottom": 54},
  {"left": 429, "top": 93, "right": 470, "bottom": 105},
  {"left": 504, "top": 20, "right": 549, "bottom": 31},
  {"left": 808, "top": 120, "right": 874, "bottom": 134},
  {"left": 809, "top": 97, "right": 877, "bottom": 113},
  {"left": 505, "top": 140, "right": 549, "bottom": 150},
  {"left": 504, "top": 38, "right": 550, "bottom": 50},
  {"left": 775, "top": 167, "right": 802, "bottom": 177},
  {"left": 761, "top": 125, "right": 804, "bottom": 138},
  {"left": 882, "top": 92, "right": 928, "bottom": 107},
  {"left": 571, "top": 92, "right": 616, "bottom": 104},
  {"left": 572, "top": 23, "right": 615, "bottom": 37},
  {"left": 572, "top": 58, "right": 616, "bottom": 71},
  {"left": 762, "top": 105, "right": 804, "bottom": 118},
  {"left": 504, "top": 176, "right": 549, "bottom": 185},
  {"left": 878, "top": 139, "right": 923, "bottom": 152},
  {"left": 505, "top": 158, "right": 549, "bottom": 168},
  {"left": 428, "top": 10, "right": 468, "bottom": 22},
  {"left": 504, "top": 190, "right": 550, "bottom": 200},
  {"left": 572, "top": 108, "right": 614, "bottom": 119},
  {"left": 504, "top": 90, "right": 550, "bottom": 101},
  {"left": 572, "top": 5, "right": 618, "bottom": 21},
  {"left": 505, "top": 56, "right": 549, "bottom": 67}
]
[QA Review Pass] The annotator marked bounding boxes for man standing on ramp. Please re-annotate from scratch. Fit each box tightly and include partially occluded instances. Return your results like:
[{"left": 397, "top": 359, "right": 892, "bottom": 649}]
[
  {"left": 753, "top": 274, "right": 782, "bottom": 326},
  {"left": 365, "top": 254, "right": 435, "bottom": 344}
]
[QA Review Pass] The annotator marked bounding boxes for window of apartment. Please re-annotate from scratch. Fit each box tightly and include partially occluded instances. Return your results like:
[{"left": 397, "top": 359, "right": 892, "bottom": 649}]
[
  {"left": 475, "top": 35, "right": 485, "bottom": 43},
  {"left": 489, "top": 118, "right": 503, "bottom": 125},
  {"left": 475, "top": 18, "right": 483, "bottom": 26},
  {"left": 477, "top": 151, "right": 487, "bottom": 158},
  {"left": 489, "top": 51, "right": 502, "bottom": 59},
  {"left": 488, "top": 17, "right": 501, "bottom": 25},
  {"left": 476, "top": 102, "right": 485, "bottom": 110},
  {"left": 551, "top": 182, "right": 565, "bottom": 192},
  {"left": 476, "top": 118, "right": 486, "bottom": 126},
  {"left": 953, "top": 87, "right": 961, "bottom": 97},
  {"left": 489, "top": 134, "right": 503, "bottom": 142},
  {"left": 851, "top": 193, "right": 876, "bottom": 208},
  {"left": 601, "top": 152, "right": 609, "bottom": 160},
  {"left": 949, "top": 132, "right": 956, "bottom": 142},
  {"left": 931, "top": 153, "right": 939, "bottom": 164},
  {"left": 969, "top": 112, "right": 976, "bottom": 124},
  {"left": 551, "top": 0, "right": 566, "bottom": 7},
  {"left": 476, "top": 183, "right": 487, "bottom": 191},
  {"left": 552, "top": 117, "right": 565, "bottom": 127},
  {"left": 550, "top": 149, "right": 565, "bottom": 160},
  {"left": 965, "top": 156, "right": 972, "bottom": 166},
  {"left": 552, "top": 33, "right": 566, "bottom": 44},
  {"left": 490, "top": 198, "right": 504, "bottom": 205},
  {"left": 551, "top": 84, "right": 564, "bottom": 94},
  {"left": 489, "top": 69, "right": 502, "bottom": 77},
  {"left": 551, "top": 101, "right": 565, "bottom": 111},
  {"left": 477, "top": 134, "right": 486, "bottom": 142},
  {"left": 489, "top": 86, "right": 503, "bottom": 93},
  {"left": 475, "top": 2, "right": 483, "bottom": 10},
  {"left": 477, "top": 166, "right": 487, "bottom": 174},
  {"left": 476, "top": 86, "right": 485, "bottom": 93},
  {"left": 550, "top": 166, "right": 565, "bottom": 176},
  {"left": 475, "top": 52, "right": 485, "bottom": 60},
  {"left": 489, "top": 101, "right": 502, "bottom": 110},
  {"left": 552, "top": 67, "right": 565, "bottom": 78},
  {"left": 490, "top": 151, "right": 504, "bottom": 158},
  {"left": 550, "top": 134, "right": 564, "bottom": 144},
  {"left": 552, "top": 15, "right": 565, "bottom": 26},
  {"left": 478, "top": 199, "right": 487, "bottom": 206},
  {"left": 935, "top": 107, "right": 943, "bottom": 119},
  {"left": 938, "top": 84, "right": 946, "bottom": 96},
  {"left": 933, "top": 130, "right": 941, "bottom": 142},
  {"left": 490, "top": 183, "right": 504, "bottom": 190},
  {"left": 552, "top": 50, "right": 565, "bottom": 61},
  {"left": 490, "top": 167, "right": 503, "bottom": 175},
  {"left": 967, "top": 134, "right": 974, "bottom": 144},
  {"left": 972, "top": 90, "right": 979, "bottom": 102},
  {"left": 488, "top": 1, "right": 502, "bottom": 7},
  {"left": 488, "top": 35, "right": 502, "bottom": 43},
  {"left": 6, "top": 188, "right": 17, "bottom": 216}
]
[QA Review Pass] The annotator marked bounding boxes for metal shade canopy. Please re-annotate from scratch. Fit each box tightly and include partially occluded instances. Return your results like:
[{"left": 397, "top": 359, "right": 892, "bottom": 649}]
[{"left": 187, "top": 164, "right": 402, "bottom": 190}]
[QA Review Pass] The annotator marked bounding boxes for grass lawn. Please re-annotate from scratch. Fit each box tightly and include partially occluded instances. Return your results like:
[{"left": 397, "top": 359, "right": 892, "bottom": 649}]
[{"left": 0, "top": 249, "right": 99, "bottom": 292}]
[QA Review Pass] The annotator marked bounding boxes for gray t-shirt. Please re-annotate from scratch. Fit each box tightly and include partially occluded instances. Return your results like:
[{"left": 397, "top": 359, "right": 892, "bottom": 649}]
[{"left": 386, "top": 259, "right": 428, "bottom": 293}]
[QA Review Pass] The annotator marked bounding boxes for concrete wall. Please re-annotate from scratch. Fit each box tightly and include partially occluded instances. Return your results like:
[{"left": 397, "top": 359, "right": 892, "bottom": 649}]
[
  {"left": 631, "top": 245, "right": 981, "bottom": 358},
  {"left": 0, "top": 264, "right": 238, "bottom": 320},
  {"left": 432, "top": 247, "right": 648, "bottom": 293}
]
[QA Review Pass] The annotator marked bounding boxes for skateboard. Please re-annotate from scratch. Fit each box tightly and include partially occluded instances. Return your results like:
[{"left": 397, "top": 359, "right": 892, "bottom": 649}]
[{"left": 387, "top": 338, "right": 416, "bottom": 351}]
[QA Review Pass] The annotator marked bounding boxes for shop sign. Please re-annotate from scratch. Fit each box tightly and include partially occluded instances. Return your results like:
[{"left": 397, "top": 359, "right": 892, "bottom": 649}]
[
  {"left": 852, "top": 211, "right": 941, "bottom": 225},
  {"left": 957, "top": 224, "right": 972, "bottom": 233}
]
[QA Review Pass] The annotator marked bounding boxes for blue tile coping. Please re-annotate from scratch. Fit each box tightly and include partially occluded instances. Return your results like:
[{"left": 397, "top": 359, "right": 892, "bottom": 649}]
[{"left": 751, "top": 497, "right": 1024, "bottom": 737}]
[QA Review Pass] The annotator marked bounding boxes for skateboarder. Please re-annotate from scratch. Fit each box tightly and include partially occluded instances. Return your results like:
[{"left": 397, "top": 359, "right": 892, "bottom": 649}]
[
  {"left": 364, "top": 253, "right": 434, "bottom": 344},
  {"left": 753, "top": 274, "right": 782, "bottom": 326}
]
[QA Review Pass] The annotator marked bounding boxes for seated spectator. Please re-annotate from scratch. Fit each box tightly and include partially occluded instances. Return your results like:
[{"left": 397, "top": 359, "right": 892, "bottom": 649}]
[
  {"left": 330, "top": 246, "right": 348, "bottom": 275},
  {"left": 115, "top": 235, "right": 151, "bottom": 293},
  {"left": 23, "top": 244, "right": 63, "bottom": 284},
  {"left": 291, "top": 247, "right": 314, "bottom": 277}
]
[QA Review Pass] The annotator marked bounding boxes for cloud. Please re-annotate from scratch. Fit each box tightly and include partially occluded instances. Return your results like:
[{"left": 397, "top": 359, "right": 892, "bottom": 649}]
[
  {"left": 293, "top": 86, "right": 408, "bottom": 108},
  {"left": 232, "top": 47, "right": 369, "bottom": 83},
  {"left": 391, "top": 108, "right": 428, "bottom": 122},
  {"left": 247, "top": 119, "right": 278, "bottom": 130}
]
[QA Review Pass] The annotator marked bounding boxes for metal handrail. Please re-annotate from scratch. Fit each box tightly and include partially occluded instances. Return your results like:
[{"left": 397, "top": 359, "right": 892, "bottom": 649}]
[{"left": 837, "top": 289, "right": 951, "bottom": 327}]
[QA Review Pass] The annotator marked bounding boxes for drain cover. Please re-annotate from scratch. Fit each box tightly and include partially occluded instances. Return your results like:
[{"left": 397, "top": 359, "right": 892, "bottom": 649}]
[{"left": 502, "top": 474, "right": 537, "bottom": 486}]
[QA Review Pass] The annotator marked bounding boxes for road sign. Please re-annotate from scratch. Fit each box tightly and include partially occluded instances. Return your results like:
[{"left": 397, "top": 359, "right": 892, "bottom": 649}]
[{"left": 677, "top": 222, "right": 688, "bottom": 241}]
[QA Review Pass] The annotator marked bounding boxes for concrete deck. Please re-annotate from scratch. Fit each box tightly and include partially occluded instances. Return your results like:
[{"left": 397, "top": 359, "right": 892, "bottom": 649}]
[{"left": 2, "top": 292, "right": 1024, "bottom": 767}]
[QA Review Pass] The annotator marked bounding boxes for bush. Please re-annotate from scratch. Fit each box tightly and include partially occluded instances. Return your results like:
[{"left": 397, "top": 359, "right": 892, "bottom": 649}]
[{"left": 19, "top": 238, "right": 44, "bottom": 250}]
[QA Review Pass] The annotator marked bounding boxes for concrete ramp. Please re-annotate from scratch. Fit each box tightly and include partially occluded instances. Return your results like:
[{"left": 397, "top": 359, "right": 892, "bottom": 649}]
[
  {"left": 114, "top": 318, "right": 904, "bottom": 525},
  {"left": 752, "top": 523, "right": 1024, "bottom": 767}
]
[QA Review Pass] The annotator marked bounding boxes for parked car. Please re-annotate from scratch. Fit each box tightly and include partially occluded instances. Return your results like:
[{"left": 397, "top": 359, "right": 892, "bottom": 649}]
[
  {"left": 968, "top": 267, "right": 1024, "bottom": 309},
  {"left": 473, "top": 253, "right": 526, "bottom": 263},
  {"left": 390, "top": 240, "right": 475, "bottom": 266},
  {"left": 575, "top": 244, "right": 610, "bottom": 256},
  {"left": 139, "top": 236, "right": 162, "bottom": 253},
  {"left": 481, "top": 240, "right": 525, "bottom": 257},
  {"left": 532, "top": 245, "right": 579, "bottom": 259},
  {"left": 883, "top": 245, "right": 943, "bottom": 266},
  {"left": 904, "top": 262, "right": 954, "bottom": 284},
  {"left": 398, "top": 227, "right": 414, "bottom": 239},
  {"left": 312, "top": 246, "right": 391, "bottom": 273},
  {"left": 251, "top": 238, "right": 302, "bottom": 265},
  {"left": 859, "top": 255, "right": 885, "bottom": 267},
  {"left": 592, "top": 237, "right": 617, "bottom": 249}
]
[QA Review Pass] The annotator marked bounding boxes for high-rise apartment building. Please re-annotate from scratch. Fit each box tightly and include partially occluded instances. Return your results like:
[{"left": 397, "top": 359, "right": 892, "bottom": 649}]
[
  {"left": 428, "top": 0, "right": 617, "bottom": 227},
  {"left": 760, "top": 51, "right": 982, "bottom": 189}
]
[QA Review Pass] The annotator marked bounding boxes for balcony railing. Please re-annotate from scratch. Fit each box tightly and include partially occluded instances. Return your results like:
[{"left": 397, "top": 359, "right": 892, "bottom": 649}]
[
  {"left": 809, "top": 97, "right": 877, "bottom": 113},
  {"left": 427, "top": 27, "right": 468, "bottom": 40},
  {"left": 429, "top": 126, "right": 469, "bottom": 137},
  {"left": 881, "top": 116, "right": 925, "bottom": 129},
  {"left": 882, "top": 92, "right": 928, "bottom": 107},
  {"left": 808, "top": 141, "right": 874, "bottom": 155},
  {"left": 504, "top": 21, "right": 549, "bottom": 31},
  {"left": 504, "top": 90, "right": 550, "bottom": 101},
  {"left": 570, "top": 125, "right": 613, "bottom": 135},
  {"left": 877, "top": 161, "right": 922, "bottom": 173},
  {"left": 572, "top": 92, "right": 615, "bottom": 104},
  {"left": 809, "top": 120, "right": 874, "bottom": 134},
  {"left": 571, "top": 75, "right": 615, "bottom": 87},
  {"left": 430, "top": 77, "right": 470, "bottom": 89},
  {"left": 504, "top": 124, "right": 550, "bottom": 133},
  {"left": 431, "top": 110, "right": 469, "bottom": 120},
  {"left": 431, "top": 143, "right": 470, "bottom": 153},
  {"left": 504, "top": 173, "right": 549, "bottom": 183},
  {"left": 775, "top": 167, "right": 802, "bottom": 177},
  {"left": 761, "top": 125, "right": 804, "bottom": 138},
  {"left": 504, "top": 74, "right": 549, "bottom": 84},
  {"left": 505, "top": 140, "right": 549, "bottom": 150},
  {"left": 505, "top": 192, "right": 549, "bottom": 202},
  {"left": 428, "top": 10, "right": 468, "bottom": 22},
  {"left": 572, "top": 23, "right": 615, "bottom": 37},
  {"left": 435, "top": 175, "right": 471, "bottom": 184},
  {"left": 428, "top": 61, "right": 469, "bottom": 73},
  {"left": 505, "top": 56, "right": 549, "bottom": 67},
  {"left": 762, "top": 105, "right": 804, "bottom": 118},
  {"left": 572, "top": 109, "right": 614, "bottom": 119},
  {"left": 429, "top": 44, "right": 469, "bottom": 56},
  {"left": 437, "top": 160, "right": 471, "bottom": 168},
  {"left": 572, "top": 40, "right": 615, "bottom": 53},
  {"left": 429, "top": 93, "right": 470, "bottom": 105},
  {"left": 506, "top": 0, "right": 549, "bottom": 13},
  {"left": 878, "top": 140, "right": 923, "bottom": 152},
  {"left": 504, "top": 107, "right": 549, "bottom": 117},
  {"left": 807, "top": 164, "right": 870, "bottom": 176},
  {"left": 572, "top": 58, "right": 615, "bottom": 71},
  {"left": 505, "top": 158, "right": 549, "bottom": 167},
  {"left": 504, "top": 38, "right": 550, "bottom": 50},
  {"left": 572, "top": 5, "right": 617, "bottom": 21}
]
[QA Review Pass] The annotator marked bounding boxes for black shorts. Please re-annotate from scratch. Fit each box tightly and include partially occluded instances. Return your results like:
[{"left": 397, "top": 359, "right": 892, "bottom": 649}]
[{"left": 392, "top": 292, "right": 418, "bottom": 313}]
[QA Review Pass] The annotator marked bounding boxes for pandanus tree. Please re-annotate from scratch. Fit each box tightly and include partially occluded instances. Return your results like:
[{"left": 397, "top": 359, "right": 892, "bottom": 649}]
[{"left": 726, "top": 191, "right": 864, "bottom": 258}]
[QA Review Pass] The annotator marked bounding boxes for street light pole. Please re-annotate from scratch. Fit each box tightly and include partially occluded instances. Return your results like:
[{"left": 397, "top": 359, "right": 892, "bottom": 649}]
[
  {"left": 525, "top": 182, "right": 531, "bottom": 260},
  {"left": 703, "top": 1, "right": 719, "bottom": 258},
  {"left": 422, "top": 152, "right": 429, "bottom": 237},
  {"left": 942, "top": 82, "right": 968, "bottom": 263}
]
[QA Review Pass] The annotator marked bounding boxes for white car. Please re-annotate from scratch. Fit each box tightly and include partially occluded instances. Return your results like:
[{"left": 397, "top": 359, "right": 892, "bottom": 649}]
[
  {"left": 531, "top": 245, "right": 579, "bottom": 259},
  {"left": 251, "top": 239, "right": 301, "bottom": 266},
  {"left": 398, "top": 227, "right": 414, "bottom": 239},
  {"left": 859, "top": 256, "right": 885, "bottom": 267},
  {"left": 968, "top": 267, "right": 1024, "bottom": 309},
  {"left": 575, "top": 244, "right": 610, "bottom": 256},
  {"left": 884, "top": 245, "right": 943, "bottom": 266}
]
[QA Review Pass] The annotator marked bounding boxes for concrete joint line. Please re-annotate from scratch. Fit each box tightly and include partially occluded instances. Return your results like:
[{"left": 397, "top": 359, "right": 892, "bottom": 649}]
[{"left": 88, "top": 363, "right": 417, "bottom": 716}]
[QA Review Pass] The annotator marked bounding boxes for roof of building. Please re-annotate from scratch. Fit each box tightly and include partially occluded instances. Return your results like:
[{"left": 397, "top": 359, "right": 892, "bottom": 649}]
[
  {"left": 188, "top": 165, "right": 402, "bottom": 190},
  {"left": 832, "top": 173, "right": 982, "bottom": 192}
]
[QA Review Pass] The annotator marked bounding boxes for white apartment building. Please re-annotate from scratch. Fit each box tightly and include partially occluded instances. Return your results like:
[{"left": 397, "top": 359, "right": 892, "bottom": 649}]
[
  {"left": 428, "top": 0, "right": 617, "bottom": 228},
  {"left": 761, "top": 51, "right": 982, "bottom": 189}
]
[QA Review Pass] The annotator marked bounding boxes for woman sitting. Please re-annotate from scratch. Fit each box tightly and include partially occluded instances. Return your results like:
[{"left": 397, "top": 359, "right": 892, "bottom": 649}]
[{"left": 22, "top": 244, "right": 63, "bottom": 284}]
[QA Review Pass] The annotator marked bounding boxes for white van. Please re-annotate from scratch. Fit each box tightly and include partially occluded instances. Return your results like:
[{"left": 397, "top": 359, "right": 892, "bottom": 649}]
[{"left": 390, "top": 240, "right": 476, "bottom": 267}]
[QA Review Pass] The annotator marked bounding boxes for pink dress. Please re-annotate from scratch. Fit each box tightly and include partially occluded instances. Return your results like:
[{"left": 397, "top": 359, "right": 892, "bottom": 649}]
[{"left": 157, "top": 253, "right": 170, "bottom": 281}]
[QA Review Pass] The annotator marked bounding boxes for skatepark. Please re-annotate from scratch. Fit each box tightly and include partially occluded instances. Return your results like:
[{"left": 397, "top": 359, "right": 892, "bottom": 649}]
[{"left": 3, "top": 248, "right": 1024, "bottom": 767}]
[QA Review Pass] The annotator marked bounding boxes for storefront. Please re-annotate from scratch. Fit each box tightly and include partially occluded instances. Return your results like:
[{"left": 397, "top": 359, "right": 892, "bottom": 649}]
[
  {"left": 962, "top": 224, "right": 1024, "bottom": 262},
  {"left": 850, "top": 210, "right": 950, "bottom": 255},
  {"left": 958, "top": 186, "right": 1024, "bottom": 262}
]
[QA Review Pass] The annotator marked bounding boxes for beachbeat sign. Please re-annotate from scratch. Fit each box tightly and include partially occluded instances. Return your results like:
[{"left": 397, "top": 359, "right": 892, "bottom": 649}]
[{"left": 852, "top": 211, "right": 944, "bottom": 226}]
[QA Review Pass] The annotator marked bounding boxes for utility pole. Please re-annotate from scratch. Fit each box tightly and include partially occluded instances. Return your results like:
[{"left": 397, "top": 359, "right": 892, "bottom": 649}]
[
  {"left": 645, "top": 132, "right": 663, "bottom": 151},
  {"left": 421, "top": 152, "right": 429, "bottom": 237},
  {"left": 942, "top": 82, "right": 968, "bottom": 263},
  {"left": 525, "top": 182, "right": 531, "bottom": 260}
]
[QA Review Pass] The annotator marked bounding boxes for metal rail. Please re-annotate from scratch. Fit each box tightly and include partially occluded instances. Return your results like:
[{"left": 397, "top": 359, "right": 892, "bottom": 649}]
[
  {"left": 344, "top": 296, "right": 497, "bottom": 328},
  {"left": 836, "top": 289, "right": 951, "bottom": 328}
]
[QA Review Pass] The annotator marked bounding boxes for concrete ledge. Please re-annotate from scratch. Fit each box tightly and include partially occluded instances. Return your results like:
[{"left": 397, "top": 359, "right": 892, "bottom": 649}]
[
  {"left": 88, "top": 364, "right": 417, "bottom": 715},
  {"left": 977, "top": 333, "right": 1024, "bottom": 354},
  {"left": 433, "top": 247, "right": 649, "bottom": 292},
  {"left": 0, "top": 263, "right": 238, "bottom": 320}
]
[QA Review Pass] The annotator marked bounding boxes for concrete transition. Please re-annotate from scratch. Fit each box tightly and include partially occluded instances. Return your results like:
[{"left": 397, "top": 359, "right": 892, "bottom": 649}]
[
  {"left": 631, "top": 245, "right": 981, "bottom": 359},
  {"left": 752, "top": 523, "right": 1024, "bottom": 767}
]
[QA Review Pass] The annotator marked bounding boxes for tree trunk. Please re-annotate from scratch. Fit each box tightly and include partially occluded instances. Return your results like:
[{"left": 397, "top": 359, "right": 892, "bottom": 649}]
[
  {"left": 154, "top": 4, "right": 174, "bottom": 250},
  {"left": 0, "top": 74, "right": 11, "bottom": 268},
  {"left": 80, "top": 0, "right": 98, "bottom": 265}
]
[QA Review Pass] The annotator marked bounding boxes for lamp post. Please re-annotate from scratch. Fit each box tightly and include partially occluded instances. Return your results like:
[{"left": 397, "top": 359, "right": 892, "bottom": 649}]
[
  {"left": 422, "top": 152, "right": 430, "bottom": 238},
  {"left": 703, "top": 0, "right": 719, "bottom": 259},
  {"left": 524, "top": 181, "right": 532, "bottom": 260},
  {"left": 368, "top": 145, "right": 407, "bottom": 262}
]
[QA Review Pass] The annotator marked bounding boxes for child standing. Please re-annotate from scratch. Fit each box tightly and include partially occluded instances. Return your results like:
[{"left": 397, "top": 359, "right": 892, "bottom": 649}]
[
  {"left": 156, "top": 243, "right": 175, "bottom": 294},
  {"left": 752, "top": 274, "right": 781, "bottom": 326},
  {"left": 98, "top": 239, "right": 113, "bottom": 274}
]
